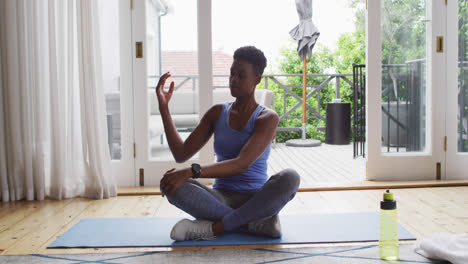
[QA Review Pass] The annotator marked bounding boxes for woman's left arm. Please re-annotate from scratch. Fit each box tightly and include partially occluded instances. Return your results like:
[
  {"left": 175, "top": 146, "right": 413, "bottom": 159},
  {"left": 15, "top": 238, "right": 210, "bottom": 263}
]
[{"left": 202, "top": 109, "right": 279, "bottom": 176}]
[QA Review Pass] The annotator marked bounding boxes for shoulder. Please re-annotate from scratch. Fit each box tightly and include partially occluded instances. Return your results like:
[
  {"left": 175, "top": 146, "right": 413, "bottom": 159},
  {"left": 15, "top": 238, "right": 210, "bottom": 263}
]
[
  {"left": 206, "top": 104, "right": 223, "bottom": 113},
  {"left": 201, "top": 103, "right": 224, "bottom": 123},
  {"left": 256, "top": 107, "right": 279, "bottom": 127},
  {"left": 206, "top": 103, "right": 224, "bottom": 115}
]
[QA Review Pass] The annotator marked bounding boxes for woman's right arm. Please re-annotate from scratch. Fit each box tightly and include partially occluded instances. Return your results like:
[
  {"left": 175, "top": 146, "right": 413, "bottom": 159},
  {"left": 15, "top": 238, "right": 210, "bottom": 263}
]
[{"left": 156, "top": 72, "right": 221, "bottom": 163}]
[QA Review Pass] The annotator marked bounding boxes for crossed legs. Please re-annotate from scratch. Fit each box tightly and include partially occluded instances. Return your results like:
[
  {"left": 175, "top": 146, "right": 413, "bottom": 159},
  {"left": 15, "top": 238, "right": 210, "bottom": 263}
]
[{"left": 166, "top": 169, "right": 300, "bottom": 236}]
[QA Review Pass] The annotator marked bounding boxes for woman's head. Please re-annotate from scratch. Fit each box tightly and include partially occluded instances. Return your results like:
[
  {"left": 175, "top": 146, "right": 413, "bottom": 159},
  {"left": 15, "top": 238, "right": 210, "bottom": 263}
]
[
  {"left": 233, "top": 46, "right": 267, "bottom": 75},
  {"left": 229, "top": 46, "right": 267, "bottom": 98}
]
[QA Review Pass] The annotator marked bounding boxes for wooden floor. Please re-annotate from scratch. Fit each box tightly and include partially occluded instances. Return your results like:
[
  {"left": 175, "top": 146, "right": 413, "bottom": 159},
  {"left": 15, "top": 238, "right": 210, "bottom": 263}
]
[
  {"left": 268, "top": 143, "right": 366, "bottom": 186},
  {"left": 1, "top": 186, "right": 468, "bottom": 255}
]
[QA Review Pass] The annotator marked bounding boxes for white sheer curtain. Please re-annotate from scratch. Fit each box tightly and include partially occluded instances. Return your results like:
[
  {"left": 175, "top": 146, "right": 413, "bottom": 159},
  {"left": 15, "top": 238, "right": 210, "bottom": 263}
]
[{"left": 0, "top": 0, "right": 117, "bottom": 202}]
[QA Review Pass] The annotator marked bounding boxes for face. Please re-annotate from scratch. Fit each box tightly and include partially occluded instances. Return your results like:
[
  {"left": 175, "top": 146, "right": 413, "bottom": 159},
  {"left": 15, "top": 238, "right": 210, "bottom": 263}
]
[{"left": 229, "top": 59, "right": 261, "bottom": 98}]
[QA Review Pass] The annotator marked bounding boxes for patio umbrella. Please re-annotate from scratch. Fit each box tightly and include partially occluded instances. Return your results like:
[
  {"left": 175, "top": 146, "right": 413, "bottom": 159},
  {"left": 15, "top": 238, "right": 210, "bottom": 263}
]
[{"left": 286, "top": 0, "right": 321, "bottom": 147}]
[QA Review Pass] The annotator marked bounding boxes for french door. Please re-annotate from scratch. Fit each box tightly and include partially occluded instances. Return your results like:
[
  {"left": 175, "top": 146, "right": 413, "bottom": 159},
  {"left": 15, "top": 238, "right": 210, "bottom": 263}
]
[
  {"left": 132, "top": 0, "right": 214, "bottom": 186},
  {"left": 366, "top": 0, "right": 446, "bottom": 180},
  {"left": 367, "top": 0, "right": 467, "bottom": 180},
  {"left": 446, "top": 0, "right": 468, "bottom": 179},
  {"left": 103, "top": 0, "right": 135, "bottom": 186},
  {"left": 106, "top": 0, "right": 214, "bottom": 186}
]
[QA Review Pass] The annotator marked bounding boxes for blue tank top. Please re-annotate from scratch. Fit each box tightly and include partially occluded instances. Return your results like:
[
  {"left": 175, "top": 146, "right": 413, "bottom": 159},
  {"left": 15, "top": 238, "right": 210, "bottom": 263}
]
[{"left": 212, "top": 102, "right": 271, "bottom": 192}]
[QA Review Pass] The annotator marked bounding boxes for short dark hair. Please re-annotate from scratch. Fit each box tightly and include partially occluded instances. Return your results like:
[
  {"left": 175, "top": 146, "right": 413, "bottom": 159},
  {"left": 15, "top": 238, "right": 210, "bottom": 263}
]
[{"left": 233, "top": 46, "right": 267, "bottom": 75}]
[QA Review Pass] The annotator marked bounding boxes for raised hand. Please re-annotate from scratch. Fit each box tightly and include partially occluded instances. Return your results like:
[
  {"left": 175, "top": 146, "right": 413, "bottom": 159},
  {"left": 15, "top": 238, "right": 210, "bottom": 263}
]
[{"left": 155, "top": 72, "right": 175, "bottom": 108}]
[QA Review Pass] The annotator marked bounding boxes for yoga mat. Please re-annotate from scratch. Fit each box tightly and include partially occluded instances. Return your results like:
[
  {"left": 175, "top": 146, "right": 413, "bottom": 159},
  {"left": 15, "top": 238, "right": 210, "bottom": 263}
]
[{"left": 48, "top": 212, "right": 416, "bottom": 248}]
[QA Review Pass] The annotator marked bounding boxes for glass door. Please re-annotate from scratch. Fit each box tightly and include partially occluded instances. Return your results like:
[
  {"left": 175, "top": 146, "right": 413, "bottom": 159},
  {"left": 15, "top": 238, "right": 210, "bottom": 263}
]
[
  {"left": 366, "top": 0, "right": 446, "bottom": 180},
  {"left": 132, "top": 0, "right": 214, "bottom": 186},
  {"left": 446, "top": 0, "right": 468, "bottom": 179},
  {"left": 101, "top": 0, "right": 135, "bottom": 186}
]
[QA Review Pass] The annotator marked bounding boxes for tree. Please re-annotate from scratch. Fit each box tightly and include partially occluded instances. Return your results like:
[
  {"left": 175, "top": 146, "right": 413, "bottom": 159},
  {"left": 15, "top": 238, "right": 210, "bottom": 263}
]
[
  {"left": 459, "top": 0, "right": 468, "bottom": 151},
  {"left": 261, "top": 43, "right": 335, "bottom": 142},
  {"left": 269, "top": 0, "right": 430, "bottom": 142},
  {"left": 268, "top": 1, "right": 367, "bottom": 142},
  {"left": 349, "top": 0, "right": 426, "bottom": 65}
]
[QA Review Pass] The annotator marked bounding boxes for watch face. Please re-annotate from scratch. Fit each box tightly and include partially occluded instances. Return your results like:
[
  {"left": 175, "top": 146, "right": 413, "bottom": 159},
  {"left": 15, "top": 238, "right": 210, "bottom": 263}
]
[{"left": 192, "top": 163, "right": 201, "bottom": 178}]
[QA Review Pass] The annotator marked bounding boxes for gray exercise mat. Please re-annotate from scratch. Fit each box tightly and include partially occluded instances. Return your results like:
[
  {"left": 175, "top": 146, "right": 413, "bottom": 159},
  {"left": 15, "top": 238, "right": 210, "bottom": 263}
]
[{"left": 48, "top": 212, "right": 416, "bottom": 248}]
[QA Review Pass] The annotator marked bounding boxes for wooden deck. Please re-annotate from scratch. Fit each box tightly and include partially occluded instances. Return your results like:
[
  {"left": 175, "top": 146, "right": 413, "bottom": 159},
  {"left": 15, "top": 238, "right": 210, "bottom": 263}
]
[
  {"left": 268, "top": 143, "right": 366, "bottom": 187},
  {"left": 149, "top": 141, "right": 365, "bottom": 187}
]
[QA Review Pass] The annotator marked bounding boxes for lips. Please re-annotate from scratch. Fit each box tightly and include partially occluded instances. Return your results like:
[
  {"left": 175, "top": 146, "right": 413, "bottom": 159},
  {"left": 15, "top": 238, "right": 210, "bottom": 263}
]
[{"left": 229, "top": 85, "right": 238, "bottom": 96}]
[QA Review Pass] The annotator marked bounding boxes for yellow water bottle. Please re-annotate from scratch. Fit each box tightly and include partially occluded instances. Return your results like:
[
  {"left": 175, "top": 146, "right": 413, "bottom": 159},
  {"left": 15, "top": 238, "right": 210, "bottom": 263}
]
[{"left": 379, "top": 189, "right": 399, "bottom": 260}]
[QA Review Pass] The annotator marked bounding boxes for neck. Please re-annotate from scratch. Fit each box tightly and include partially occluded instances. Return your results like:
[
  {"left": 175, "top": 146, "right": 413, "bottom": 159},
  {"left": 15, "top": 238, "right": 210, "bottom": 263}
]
[{"left": 233, "top": 94, "right": 257, "bottom": 113}]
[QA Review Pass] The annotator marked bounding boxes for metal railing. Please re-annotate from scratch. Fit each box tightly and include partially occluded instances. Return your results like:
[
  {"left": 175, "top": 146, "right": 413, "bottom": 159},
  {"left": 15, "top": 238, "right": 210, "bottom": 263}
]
[
  {"left": 262, "top": 74, "right": 353, "bottom": 133},
  {"left": 458, "top": 61, "right": 468, "bottom": 152},
  {"left": 352, "top": 60, "right": 426, "bottom": 156},
  {"left": 148, "top": 73, "right": 353, "bottom": 133},
  {"left": 353, "top": 59, "right": 468, "bottom": 157},
  {"left": 382, "top": 59, "right": 426, "bottom": 152},
  {"left": 146, "top": 57, "right": 468, "bottom": 154},
  {"left": 353, "top": 64, "right": 365, "bottom": 158}
]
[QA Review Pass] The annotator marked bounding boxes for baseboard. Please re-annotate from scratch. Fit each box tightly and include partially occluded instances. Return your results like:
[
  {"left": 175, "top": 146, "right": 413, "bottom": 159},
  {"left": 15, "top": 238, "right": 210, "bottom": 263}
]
[{"left": 117, "top": 179, "right": 468, "bottom": 196}]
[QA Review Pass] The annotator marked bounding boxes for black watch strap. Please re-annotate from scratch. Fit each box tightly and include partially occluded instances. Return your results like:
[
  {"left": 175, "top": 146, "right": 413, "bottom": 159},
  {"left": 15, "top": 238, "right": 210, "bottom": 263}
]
[{"left": 191, "top": 163, "right": 201, "bottom": 179}]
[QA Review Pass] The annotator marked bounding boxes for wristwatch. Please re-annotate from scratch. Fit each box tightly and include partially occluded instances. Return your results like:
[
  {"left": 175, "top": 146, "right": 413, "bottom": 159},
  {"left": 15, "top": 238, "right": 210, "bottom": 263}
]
[{"left": 191, "top": 163, "right": 201, "bottom": 179}]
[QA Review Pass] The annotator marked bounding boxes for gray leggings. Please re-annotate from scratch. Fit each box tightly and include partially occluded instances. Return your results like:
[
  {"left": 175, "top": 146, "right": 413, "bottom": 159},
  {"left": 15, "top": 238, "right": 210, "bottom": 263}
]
[{"left": 166, "top": 168, "right": 300, "bottom": 232}]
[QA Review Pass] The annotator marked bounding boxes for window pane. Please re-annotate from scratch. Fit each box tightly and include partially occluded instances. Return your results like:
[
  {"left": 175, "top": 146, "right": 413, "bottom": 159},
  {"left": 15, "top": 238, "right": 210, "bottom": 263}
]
[
  {"left": 458, "top": 0, "right": 468, "bottom": 152},
  {"left": 100, "top": 0, "right": 121, "bottom": 160},
  {"left": 147, "top": 0, "right": 200, "bottom": 160},
  {"left": 381, "top": 0, "right": 427, "bottom": 153}
]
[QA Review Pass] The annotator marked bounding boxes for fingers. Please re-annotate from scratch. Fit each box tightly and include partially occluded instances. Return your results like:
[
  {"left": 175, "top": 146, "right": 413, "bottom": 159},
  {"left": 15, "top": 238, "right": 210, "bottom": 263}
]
[
  {"left": 161, "top": 182, "right": 174, "bottom": 197},
  {"left": 165, "top": 168, "right": 176, "bottom": 174},
  {"left": 160, "top": 181, "right": 166, "bottom": 197},
  {"left": 159, "top": 181, "right": 165, "bottom": 197},
  {"left": 156, "top": 72, "right": 171, "bottom": 93},
  {"left": 160, "top": 168, "right": 176, "bottom": 197},
  {"left": 166, "top": 185, "right": 174, "bottom": 197},
  {"left": 168, "top": 81, "right": 174, "bottom": 95},
  {"left": 160, "top": 72, "right": 171, "bottom": 83}
]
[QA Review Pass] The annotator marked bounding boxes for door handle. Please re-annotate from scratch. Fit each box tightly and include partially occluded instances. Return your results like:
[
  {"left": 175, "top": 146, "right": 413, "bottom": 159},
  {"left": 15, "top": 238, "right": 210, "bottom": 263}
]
[{"left": 136, "top": 42, "right": 143, "bottom": 58}]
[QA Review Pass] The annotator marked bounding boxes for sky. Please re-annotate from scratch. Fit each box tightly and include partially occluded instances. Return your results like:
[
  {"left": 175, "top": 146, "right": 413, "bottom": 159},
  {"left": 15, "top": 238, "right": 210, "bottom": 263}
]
[{"left": 161, "top": 0, "right": 356, "bottom": 71}]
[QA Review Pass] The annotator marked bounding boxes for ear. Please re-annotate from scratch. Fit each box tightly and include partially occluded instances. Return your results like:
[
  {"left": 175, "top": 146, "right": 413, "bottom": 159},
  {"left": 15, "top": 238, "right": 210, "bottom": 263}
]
[{"left": 254, "top": 74, "right": 262, "bottom": 85}]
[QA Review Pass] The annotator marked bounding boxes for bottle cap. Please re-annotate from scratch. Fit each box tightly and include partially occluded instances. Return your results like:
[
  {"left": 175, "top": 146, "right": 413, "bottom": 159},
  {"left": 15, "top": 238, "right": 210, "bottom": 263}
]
[
  {"left": 383, "top": 189, "right": 394, "bottom": 200},
  {"left": 381, "top": 189, "right": 396, "bottom": 210}
]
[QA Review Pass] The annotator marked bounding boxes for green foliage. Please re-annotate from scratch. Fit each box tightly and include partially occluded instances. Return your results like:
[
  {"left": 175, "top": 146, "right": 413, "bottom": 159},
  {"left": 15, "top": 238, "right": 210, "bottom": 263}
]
[
  {"left": 270, "top": 6, "right": 366, "bottom": 142},
  {"left": 459, "top": 0, "right": 468, "bottom": 151},
  {"left": 382, "top": 0, "right": 426, "bottom": 64},
  {"left": 460, "top": 0, "right": 468, "bottom": 46},
  {"left": 333, "top": 32, "right": 365, "bottom": 73},
  {"left": 266, "top": 43, "right": 336, "bottom": 143},
  {"left": 270, "top": 0, "right": 450, "bottom": 142},
  {"left": 351, "top": 0, "right": 426, "bottom": 65}
]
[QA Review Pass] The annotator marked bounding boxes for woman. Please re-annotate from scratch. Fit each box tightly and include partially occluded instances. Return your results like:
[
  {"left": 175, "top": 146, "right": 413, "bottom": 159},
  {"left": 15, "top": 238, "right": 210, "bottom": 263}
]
[{"left": 156, "top": 46, "right": 300, "bottom": 241}]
